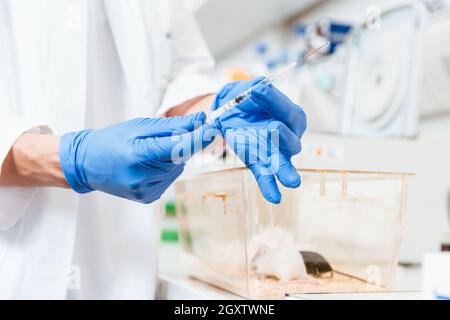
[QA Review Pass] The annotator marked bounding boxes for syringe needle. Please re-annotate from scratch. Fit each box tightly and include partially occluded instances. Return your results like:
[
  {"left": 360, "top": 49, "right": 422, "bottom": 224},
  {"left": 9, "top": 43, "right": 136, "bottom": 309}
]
[
  {"left": 205, "top": 42, "right": 330, "bottom": 125},
  {"left": 266, "top": 42, "right": 331, "bottom": 83},
  {"left": 299, "top": 41, "right": 330, "bottom": 63}
]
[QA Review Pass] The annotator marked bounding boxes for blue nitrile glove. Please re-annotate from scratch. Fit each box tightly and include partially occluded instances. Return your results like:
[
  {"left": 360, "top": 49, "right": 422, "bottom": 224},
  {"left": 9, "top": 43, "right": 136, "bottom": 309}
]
[
  {"left": 59, "top": 112, "right": 217, "bottom": 204},
  {"left": 213, "top": 77, "right": 307, "bottom": 204}
]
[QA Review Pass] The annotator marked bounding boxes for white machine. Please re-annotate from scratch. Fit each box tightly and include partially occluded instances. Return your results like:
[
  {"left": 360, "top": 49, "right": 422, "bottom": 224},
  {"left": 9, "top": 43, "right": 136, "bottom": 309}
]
[
  {"left": 341, "top": 4, "right": 423, "bottom": 137},
  {"left": 418, "top": 0, "right": 450, "bottom": 116}
]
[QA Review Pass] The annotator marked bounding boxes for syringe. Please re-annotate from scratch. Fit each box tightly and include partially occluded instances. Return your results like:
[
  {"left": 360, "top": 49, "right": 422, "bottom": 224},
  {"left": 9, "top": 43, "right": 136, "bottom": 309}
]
[{"left": 205, "top": 42, "right": 330, "bottom": 125}]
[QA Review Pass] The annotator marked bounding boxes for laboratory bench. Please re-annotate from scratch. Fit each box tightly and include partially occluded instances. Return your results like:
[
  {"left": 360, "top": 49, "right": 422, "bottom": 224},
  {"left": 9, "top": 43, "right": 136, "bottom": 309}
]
[{"left": 157, "top": 243, "right": 422, "bottom": 300}]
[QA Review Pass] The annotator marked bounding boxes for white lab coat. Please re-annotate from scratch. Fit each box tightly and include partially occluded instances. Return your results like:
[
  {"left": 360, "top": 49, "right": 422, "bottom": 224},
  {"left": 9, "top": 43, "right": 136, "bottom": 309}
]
[{"left": 0, "top": 0, "right": 216, "bottom": 299}]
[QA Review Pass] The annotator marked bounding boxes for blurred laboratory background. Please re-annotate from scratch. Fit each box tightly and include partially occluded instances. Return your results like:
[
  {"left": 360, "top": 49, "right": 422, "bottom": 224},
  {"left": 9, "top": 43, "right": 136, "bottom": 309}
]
[{"left": 159, "top": 0, "right": 450, "bottom": 300}]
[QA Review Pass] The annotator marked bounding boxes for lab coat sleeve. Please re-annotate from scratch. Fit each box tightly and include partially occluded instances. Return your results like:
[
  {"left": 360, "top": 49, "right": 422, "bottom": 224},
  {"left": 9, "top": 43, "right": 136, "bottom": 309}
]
[
  {"left": 157, "top": 1, "right": 219, "bottom": 115},
  {"left": 0, "top": 112, "right": 51, "bottom": 230}
]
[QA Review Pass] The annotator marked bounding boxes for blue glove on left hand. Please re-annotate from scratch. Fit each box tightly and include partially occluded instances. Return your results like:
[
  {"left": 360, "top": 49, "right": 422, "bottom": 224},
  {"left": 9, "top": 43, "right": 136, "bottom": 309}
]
[
  {"left": 59, "top": 112, "right": 216, "bottom": 204},
  {"left": 213, "top": 77, "right": 307, "bottom": 204}
]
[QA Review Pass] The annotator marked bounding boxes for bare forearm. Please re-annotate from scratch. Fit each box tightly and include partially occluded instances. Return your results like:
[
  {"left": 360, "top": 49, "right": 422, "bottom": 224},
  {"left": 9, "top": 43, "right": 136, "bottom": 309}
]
[{"left": 0, "top": 133, "right": 69, "bottom": 188}]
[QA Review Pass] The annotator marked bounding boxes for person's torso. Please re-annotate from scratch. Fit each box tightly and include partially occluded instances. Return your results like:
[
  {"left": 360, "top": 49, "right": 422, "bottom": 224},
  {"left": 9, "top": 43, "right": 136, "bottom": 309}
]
[{"left": 0, "top": 0, "right": 174, "bottom": 299}]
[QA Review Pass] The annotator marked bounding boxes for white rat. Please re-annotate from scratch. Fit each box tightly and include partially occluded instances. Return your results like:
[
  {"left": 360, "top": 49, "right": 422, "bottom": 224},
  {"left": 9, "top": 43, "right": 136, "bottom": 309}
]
[{"left": 250, "top": 227, "right": 307, "bottom": 281}]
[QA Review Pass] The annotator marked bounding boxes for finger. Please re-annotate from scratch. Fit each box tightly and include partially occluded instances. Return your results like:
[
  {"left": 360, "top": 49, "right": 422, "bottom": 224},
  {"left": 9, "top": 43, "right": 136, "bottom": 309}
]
[
  {"left": 138, "top": 169, "right": 183, "bottom": 204},
  {"left": 271, "top": 153, "right": 301, "bottom": 189},
  {"left": 250, "top": 84, "right": 307, "bottom": 138},
  {"left": 248, "top": 162, "right": 281, "bottom": 204},
  {"left": 183, "top": 124, "right": 220, "bottom": 156},
  {"left": 133, "top": 112, "right": 206, "bottom": 137},
  {"left": 225, "top": 128, "right": 281, "bottom": 203},
  {"left": 267, "top": 121, "right": 302, "bottom": 156},
  {"left": 147, "top": 124, "right": 220, "bottom": 163}
]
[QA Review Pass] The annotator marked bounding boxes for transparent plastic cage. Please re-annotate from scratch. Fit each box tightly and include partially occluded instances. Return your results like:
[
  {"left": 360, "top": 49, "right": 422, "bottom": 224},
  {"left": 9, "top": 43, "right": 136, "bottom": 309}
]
[{"left": 175, "top": 168, "right": 409, "bottom": 299}]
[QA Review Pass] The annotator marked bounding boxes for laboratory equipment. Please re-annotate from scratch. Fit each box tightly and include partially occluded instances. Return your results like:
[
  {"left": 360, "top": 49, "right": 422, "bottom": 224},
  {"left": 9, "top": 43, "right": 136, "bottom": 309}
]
[
  {"left": 294, "top": 130, "right": 450, "bottom": 264},
  {"left": 295, "top": 48, "right": 348, "bottom": 133},
  {"left": 175, "top": 167, "right": 410, "bottom": 299},
  {"left": 341, "top": 3, "right": 424, "bottom": 137},
  {"left": 294, "top": 0, "right": 450, "bottom": 131},
  {"left": 417, "top": 0, "right": 450, "bottom": 116},
  {"left": 304, "top": 19, "right": 353, "bottom": 55},
  {"left": 205, "top": 42, "right": 329, "bottom": 125}
]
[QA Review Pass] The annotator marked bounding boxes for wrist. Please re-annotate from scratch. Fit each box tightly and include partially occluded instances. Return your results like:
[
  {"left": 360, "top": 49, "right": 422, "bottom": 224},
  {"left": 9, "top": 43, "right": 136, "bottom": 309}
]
[
  {"left": 1, "top": 133, "right": 70, "bottom": 188},
  {"left": 59, "top": 130, "right": 94, "bottom": 193}
]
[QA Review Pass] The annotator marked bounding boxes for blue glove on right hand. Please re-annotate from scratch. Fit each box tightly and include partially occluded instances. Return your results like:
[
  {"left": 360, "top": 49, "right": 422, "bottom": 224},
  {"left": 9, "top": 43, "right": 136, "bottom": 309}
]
[
  {"left": 59, "top": 112, "right": 216, "bottom": 204},
  {"left": 213, "top": 78, "right": 307, "bottom": 204}
]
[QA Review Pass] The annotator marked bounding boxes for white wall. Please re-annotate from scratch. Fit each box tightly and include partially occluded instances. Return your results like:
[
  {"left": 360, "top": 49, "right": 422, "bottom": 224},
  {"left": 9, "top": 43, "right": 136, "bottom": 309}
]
[
  {"left": 298, "top": 0, "right": 408, "bottom": 23},
  {"left": 195, "top": 0, "right": 320, "bottom": 58}
]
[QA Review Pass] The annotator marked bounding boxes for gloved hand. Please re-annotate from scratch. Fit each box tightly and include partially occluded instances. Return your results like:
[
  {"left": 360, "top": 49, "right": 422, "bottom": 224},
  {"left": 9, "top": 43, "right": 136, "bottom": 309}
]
[
  {"left": 213, "top": 77, "right": 307, "bottom": 204},
  {"left": 59, "top": 112, "right": 217, "bottom": 204}
]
